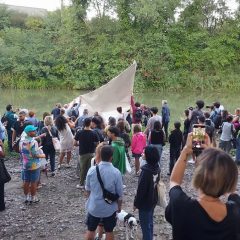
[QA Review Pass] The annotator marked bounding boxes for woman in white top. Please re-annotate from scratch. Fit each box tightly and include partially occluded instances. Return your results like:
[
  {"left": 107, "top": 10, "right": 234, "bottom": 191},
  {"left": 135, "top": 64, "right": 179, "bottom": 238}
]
[
  {"left": 219, "top": 115, "right": 235, "bottom": 153},
  {"left": 55, "top": 115, "right": 74, "bottom": 169}
]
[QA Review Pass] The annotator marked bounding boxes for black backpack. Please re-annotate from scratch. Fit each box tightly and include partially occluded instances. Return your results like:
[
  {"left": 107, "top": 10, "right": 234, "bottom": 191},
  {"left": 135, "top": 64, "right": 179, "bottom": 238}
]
[
  {"left": 71, "top": 108, "right": 79, "bottom": 118},
  {"left": 135, "top": 108, "right": 142, "bottom": 122},
  {"left": 1, "top": 114, "right": 7, "bottom": 124},
  {"left": 212, "top": 111, "right": 222, "bottom": 129}
]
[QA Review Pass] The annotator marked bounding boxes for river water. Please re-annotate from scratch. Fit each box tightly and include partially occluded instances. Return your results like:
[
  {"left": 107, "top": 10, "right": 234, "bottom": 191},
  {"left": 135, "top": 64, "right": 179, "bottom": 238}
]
[{"left": 0, "top": 88, "right": 238, "bottom": 126}]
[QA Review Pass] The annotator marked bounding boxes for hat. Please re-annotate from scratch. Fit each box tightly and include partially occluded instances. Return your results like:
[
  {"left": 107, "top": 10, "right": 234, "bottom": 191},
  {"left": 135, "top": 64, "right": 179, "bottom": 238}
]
[{"left": 24, "top": 125, "right": 37, "bottom": 133}]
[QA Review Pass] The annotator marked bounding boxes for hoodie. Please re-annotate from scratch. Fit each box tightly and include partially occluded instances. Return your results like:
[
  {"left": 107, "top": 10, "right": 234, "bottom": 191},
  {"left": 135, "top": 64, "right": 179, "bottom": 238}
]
[
  {"left": 112, "top": 137, "right": 126, "bottom": 174},
  {"left": 134, "top": 163, "right": 160, "bottom": 210},
  {"left": 131, "top": 132, "right": 146, "bottom": 154}
]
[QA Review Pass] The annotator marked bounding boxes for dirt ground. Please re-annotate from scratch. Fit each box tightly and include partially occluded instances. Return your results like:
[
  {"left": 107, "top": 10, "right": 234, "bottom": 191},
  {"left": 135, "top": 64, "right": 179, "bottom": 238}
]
[{"left": 0, "top": 146, "right": 239, "bottom": 240}]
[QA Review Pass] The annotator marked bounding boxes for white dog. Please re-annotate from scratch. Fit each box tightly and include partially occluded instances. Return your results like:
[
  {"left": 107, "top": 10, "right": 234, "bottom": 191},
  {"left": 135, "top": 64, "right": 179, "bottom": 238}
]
[{"left": 116, "top": 210, "right": 139, "bottom": 240}]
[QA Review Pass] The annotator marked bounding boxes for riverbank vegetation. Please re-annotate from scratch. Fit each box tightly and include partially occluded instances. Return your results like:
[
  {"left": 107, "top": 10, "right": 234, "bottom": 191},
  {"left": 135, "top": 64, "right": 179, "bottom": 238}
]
[{"left": 0, "top": 0, "right": 240, "bottom": 90}]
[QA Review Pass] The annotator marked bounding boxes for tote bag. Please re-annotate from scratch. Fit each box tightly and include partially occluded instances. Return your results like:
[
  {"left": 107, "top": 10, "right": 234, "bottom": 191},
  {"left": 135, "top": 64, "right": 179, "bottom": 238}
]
[
  {"left": 157, "top": 176, "right": 167, "bottom": 208},
  {"left": 0, "top": 158, "right": 11, "bottom": 184}
]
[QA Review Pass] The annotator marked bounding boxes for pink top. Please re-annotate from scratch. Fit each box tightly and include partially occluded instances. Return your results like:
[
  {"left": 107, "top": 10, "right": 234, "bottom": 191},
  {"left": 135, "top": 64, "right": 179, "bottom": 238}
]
[{"left": 131, "top": 132, "right": 147, "bottom": 154}]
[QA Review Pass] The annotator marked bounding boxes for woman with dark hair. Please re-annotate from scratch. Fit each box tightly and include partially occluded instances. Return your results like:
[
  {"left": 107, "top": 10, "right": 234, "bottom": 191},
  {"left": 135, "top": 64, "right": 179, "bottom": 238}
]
[
  {"left": 134, "top": 145, "right": 160, "bottom": 240},
  {"left": 221, "top": 110, "right": 229, "bottom": 124},
  {"left": 55, "top": 115, "right": 74, "bottom": 169},
  {"left": 148, "top": 121, "right": 165, "bottom": 167},
  {"left": 166, "top": 134, "right": 240, "bottom": 240}
]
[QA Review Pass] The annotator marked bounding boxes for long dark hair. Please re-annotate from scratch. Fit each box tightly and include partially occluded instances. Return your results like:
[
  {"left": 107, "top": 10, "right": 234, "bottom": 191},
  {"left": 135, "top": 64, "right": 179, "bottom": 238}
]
[
  {"left": 55, "top": 115, "right": 67, "bottom": 131},
  {"left": 145, "top": 145, "right": 159, "bottom": 166},
  {"left": 153, "top": 121, "right": 162, "bottom": 131}
]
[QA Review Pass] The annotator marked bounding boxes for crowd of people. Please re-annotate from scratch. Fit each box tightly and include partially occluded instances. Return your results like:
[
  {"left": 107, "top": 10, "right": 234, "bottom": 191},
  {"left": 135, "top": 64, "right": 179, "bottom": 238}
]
[{"left": 0, "top": 96, "right": 240, "bottom": 240}]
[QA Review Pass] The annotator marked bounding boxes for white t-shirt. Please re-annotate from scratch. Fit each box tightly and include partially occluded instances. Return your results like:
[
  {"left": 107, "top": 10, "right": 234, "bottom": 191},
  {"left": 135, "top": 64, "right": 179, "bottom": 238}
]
[
  {"left": 147, "top": 115, "right": 162, "bottom": 131},
  {"left": 220, "top": 122, "right": 233, "bottom": 141}
]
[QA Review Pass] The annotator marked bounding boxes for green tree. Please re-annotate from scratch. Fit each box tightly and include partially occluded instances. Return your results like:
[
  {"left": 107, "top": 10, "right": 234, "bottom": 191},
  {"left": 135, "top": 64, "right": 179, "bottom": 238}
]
[{"left": 0, "top": 6, "right": 10, "bottom": 30}]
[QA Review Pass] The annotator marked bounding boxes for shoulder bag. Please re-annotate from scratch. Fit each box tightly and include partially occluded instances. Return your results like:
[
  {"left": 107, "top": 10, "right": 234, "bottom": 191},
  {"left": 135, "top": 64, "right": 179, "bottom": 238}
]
[
  {"left": 47, "top": 127, "right": 60, "bottom": 152},
  {"left": 156, "top": 174, "right": 167, "bottom": 208},
  {"left": 0, "top": 149, "right": 11, "bottom": 183},
  {"left": 96, "top": 165, "right": 119, "bottom": 204}
]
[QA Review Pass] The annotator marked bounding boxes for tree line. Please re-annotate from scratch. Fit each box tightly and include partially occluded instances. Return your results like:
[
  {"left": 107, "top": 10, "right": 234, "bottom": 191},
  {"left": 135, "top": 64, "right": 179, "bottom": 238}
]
[{"left": 0, "top": 0, "right": 240, "bottom": 90}]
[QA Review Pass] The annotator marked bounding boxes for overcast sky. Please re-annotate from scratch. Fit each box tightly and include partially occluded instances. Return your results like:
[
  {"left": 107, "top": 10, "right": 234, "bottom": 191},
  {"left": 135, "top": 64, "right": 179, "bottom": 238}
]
[{"left": 0, "top": 0, "right": 238, "bottom": 11}]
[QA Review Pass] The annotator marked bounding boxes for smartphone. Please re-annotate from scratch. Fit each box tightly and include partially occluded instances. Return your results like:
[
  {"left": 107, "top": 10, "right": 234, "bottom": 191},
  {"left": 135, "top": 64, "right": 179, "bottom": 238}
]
[{"left": 192, "top": 124, "right": 205, "bottom": 154}]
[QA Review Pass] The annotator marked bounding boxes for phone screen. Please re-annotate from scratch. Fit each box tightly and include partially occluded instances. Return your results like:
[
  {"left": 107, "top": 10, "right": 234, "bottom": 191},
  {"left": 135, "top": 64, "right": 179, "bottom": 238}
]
[{"left": 192, "top": 124, "right": 205, "bottom": 150}]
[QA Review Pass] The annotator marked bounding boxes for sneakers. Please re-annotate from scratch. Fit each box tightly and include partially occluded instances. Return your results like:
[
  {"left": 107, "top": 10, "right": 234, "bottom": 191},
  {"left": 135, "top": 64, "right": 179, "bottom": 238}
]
[
  {"left": 57, "top": 164, "right": 61, "bottom": 170},
  {"left": 24, "top": 195, "right": 40, "bottom": 205},
  {"left": 32, "top": 196, "right": 40, "bottom": 203},
  {"left": 188, "top": 159, "right": 195, "bottom": 164},
  {"left": 95, "top": 233, "right": 106, "bottom": 240},
  {"left": 65, "top": 163, "right": 71, "bottom": 168},
  {"left": 76, "top": 184, "right": 85, "bottom": 189},
  {"left": 123, "top": 184, "right": 126, "bottom": 189}
]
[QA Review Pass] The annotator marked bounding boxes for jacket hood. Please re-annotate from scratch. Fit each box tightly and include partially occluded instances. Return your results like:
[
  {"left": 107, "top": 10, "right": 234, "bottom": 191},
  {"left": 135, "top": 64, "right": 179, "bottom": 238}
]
[
  {"left": 135, "top": 132, "right": 145, "bottom": 139},
  {"left": 141, "top": 163, "right": 160, "bottom": 175},
  {"left": 113, "top": 137, "right": 125, "bottom": 146}
]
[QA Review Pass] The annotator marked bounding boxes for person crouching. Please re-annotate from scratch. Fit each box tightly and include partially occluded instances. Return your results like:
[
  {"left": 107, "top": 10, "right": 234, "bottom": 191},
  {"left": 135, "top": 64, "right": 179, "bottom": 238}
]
[{"left": 19, "top": 125, "right": 45, "bottom": 204}]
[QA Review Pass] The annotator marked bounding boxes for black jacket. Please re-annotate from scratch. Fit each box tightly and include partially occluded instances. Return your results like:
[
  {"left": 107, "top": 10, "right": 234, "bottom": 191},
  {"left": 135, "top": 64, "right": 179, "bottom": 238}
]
[
  {"left": 169, "top": 129, "right": 183, "bottom": 149},
  {"left": 134, "top": 163, "right": 160, "bottom": 210}
]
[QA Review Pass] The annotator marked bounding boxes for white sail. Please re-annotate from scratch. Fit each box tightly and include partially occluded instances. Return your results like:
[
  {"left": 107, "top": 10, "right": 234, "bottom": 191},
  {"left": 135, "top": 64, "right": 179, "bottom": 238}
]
[{"left": 72, "top": 61, "right": 137, "bottom": 120}]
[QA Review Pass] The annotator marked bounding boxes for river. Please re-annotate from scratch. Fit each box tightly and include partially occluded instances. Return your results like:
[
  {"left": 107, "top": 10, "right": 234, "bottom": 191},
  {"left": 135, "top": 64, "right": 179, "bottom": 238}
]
[{"left": 0, "top": 88, "right": 238, "bottom": 126}]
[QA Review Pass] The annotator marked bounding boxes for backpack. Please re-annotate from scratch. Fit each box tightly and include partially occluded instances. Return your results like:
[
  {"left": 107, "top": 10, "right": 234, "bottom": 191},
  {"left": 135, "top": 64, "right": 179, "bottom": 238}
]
[
  {"left": 70, "top": 108, "right": 79, "bottom": 118},
  {"left": 1, "top": 114, "right": 7, "bottom": 124},
  {"left": 135, "top": 108, "right": 142, "bottom": 122},
  {"left": 205, "top": 124, "right": 214, "bottom": 141},
  {"left": 211, "top": 111, "right": 222, "bottom": 129}
]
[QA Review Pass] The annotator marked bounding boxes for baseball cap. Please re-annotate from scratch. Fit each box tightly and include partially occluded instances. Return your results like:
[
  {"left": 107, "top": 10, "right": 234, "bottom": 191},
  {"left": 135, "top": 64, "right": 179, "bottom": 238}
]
[{"left": 24, "top": 125, "right": 38, "bottom": 133}]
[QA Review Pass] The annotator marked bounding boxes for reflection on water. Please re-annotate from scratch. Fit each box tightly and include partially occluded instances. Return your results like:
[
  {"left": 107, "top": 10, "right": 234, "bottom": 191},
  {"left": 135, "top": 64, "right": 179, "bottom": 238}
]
[
  {"left": 0, "top": 88, "right": 238, "bottom": 127},
  {"left": 0, "top": 89, "right": 82, "bottom": 116}
]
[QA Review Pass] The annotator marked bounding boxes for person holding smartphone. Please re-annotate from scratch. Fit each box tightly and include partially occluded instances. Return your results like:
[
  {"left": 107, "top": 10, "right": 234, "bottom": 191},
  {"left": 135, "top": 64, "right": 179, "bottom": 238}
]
[{"left": 165, "top": 134, "right": 240, "bottom": 240}]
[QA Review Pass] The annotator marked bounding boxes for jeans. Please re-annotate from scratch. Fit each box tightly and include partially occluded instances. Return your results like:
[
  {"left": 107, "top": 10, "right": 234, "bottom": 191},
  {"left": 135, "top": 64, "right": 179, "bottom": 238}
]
[
  {"left": 7, "top": 129, "right": 13, "bottom": 152},
  {"left": 43, "top": 148, "right": 56, "bottom": 172},
  {"left": 0, "top": 183, "right": 5, "bottom": 211},
  {"left": 139, "top": 208, "right": 154, "bottom": 240},
  {"left": 169, "top": 147, "right": 181, "bottom": 174},
  {"left": 163, "top": 122, "right": 169, "bottom": 140},
  {"left": 219, "top": 140, "right": 232, "bottom": 153},
  {"left": 236, "top": 137, "right": 240, "bottom": 163},
  {"left": 152, "top": 144, "right": 163, "bottom": 167}
]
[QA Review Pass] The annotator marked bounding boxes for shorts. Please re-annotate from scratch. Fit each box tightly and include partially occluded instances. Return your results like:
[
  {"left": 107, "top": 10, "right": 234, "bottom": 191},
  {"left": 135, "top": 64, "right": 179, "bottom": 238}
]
[
  {"left": 86, "top": 212, "right": 116, "bottom": 232},
  {"left": 22, "top": 169, "right": 40, "bottom": 182},
  {"left": 132, "top": 153, "right": 142, "bottom": 158}
]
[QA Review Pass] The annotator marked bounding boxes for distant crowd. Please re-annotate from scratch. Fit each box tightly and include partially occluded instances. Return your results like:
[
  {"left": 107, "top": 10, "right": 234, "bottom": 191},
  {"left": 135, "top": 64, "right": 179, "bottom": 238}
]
[{"left": 0, "top": 97, "right": 240, "bottom": 240}]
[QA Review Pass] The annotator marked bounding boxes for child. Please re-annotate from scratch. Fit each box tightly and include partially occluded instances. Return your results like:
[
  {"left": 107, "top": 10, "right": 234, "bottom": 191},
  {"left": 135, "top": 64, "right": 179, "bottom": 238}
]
[
  {"left": 168, "top": 121, "right": 183, "bottom": 175},
  {"left": 148, "top": 121, "right": 165, "bottom": 167},
  {"left": 131, "top": 124, "right": 146, "bottom": 175}
]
